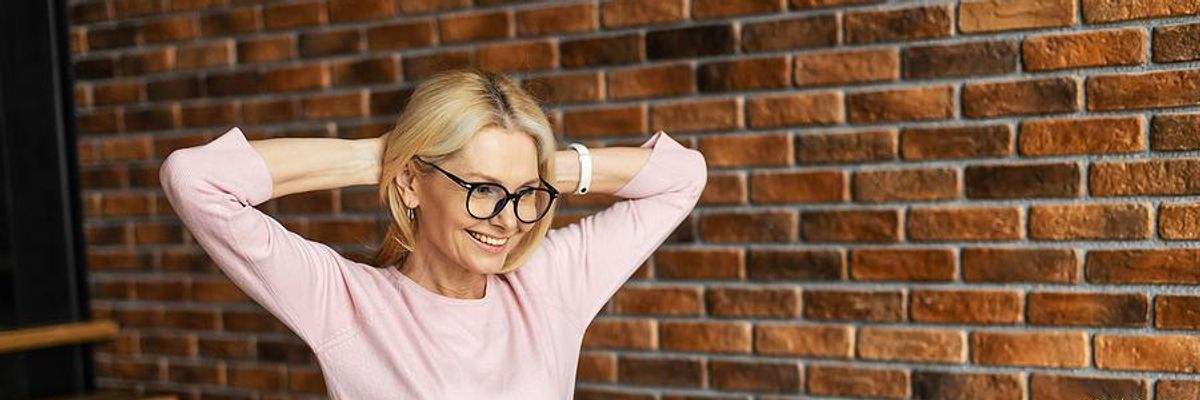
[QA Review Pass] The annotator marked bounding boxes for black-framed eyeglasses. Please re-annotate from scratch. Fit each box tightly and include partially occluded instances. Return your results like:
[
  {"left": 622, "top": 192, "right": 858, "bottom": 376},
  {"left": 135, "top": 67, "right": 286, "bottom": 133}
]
[{"left": 414, "top": 157, "right": 560, "bottom": 223}]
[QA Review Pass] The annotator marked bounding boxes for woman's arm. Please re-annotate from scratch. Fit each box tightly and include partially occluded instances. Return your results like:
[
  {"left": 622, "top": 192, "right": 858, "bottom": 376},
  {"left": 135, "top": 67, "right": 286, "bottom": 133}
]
[
  {"left": 553, "top": 147, "right": 652, "bottom": 196},
  {"left": 248, "top": 136, "right": 383, "bottom": 200}
]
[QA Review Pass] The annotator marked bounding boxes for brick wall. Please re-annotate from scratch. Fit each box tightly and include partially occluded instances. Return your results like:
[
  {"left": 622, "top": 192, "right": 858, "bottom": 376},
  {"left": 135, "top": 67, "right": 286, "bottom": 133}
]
[{"left": 68, "top": 0, "right": 1200, "bottom": 398}]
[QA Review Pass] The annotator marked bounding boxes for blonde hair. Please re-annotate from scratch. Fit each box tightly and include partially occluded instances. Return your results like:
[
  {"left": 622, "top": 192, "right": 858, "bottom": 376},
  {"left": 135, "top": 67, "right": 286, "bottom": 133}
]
[{"left": 369, "top": 68, "right": 558, "bottom": 273}]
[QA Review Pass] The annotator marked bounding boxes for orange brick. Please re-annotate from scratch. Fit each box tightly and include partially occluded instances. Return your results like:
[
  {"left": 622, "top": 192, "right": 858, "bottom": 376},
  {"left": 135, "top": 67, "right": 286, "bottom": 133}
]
[
  {"left": 746, "top": 92, "right": 843, "bottom": 128},
  {"left": 972, "top": 331, "right": 1089, "bottom": 367},
  {"left": 908, "top": 206, "right": 1022, "bottom": 241},
  {"left": 1095, "top": 334, "right": 1200, "bottom": 372},
  {"left": 911, "top": 290, "right": 1022, "bottom": 324},
  {"left": 959, "top": 0, "right": 1076, "bottom": 32},
  {"left": 850, "top": 248, "right": 955, "bottom": 282},
  {"left": 858, "top": 327, "right": 966, "bottom": 363},
  {"left": 794, "top": 48, "right": 898, "bottom": 86},
  {"left": 582, "top": 318, "right": 657, "bottom": 350},
  {"left": 755, "top": 324, "right": 852, "bottom": 358},
  {"left": 1023, "top": 28, "right": 1146, "bottom": 71},
  {"left": 660, "top": 321, "right": 751, "bottom": 353},
  {"left": 1028, "top": 203, "right": 1151, "bottom": 240},
  {"left": 808, "top": 365, "right": 909, "bottom": 399},
  {"left": 852, "top": 168, "right": 958, "bottom": 202},
  {"left": 1019, "top": 116, "right": 1145, "bottom": 156},
  {"left": 750, "top": 170, "right": 846, "bottom": 204}
]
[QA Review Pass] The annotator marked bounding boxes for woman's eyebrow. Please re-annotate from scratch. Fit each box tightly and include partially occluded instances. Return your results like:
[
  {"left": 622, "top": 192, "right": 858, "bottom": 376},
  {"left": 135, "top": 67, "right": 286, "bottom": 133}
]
[{"left": 467, "top": 172, "right": 539, "bottom": 187}]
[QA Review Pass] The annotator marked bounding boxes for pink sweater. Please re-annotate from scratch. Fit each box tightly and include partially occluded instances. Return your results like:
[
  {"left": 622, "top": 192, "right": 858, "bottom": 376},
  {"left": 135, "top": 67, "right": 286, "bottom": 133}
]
[{"left": 158, "top": 127, "right": 707, "bottom": 399}]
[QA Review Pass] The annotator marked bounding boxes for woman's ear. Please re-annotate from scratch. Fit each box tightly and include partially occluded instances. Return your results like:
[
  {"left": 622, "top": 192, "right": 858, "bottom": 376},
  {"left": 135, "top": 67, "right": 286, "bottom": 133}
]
[{"left": 395, "top": 161, "right": 421, "bottom": 209}]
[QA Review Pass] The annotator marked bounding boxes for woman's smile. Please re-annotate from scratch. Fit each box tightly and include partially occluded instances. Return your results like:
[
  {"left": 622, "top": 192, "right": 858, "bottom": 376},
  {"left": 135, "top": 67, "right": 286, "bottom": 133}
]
[{"left": 466, "top": 229, "right": 509, "bottom": 253}]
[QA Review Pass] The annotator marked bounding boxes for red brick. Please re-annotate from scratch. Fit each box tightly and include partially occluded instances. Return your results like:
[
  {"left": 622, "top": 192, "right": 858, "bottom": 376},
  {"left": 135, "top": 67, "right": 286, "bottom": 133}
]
[
  {"left": 1029, "top": 203, "right": 1151, "bottom": 240},
  {"left": 396, "top": 0, "right": 469, "bottom": 14},
  {"left": 204, "top": 71, "right": 257, "bottom": 97},
  {"left": 562, "top": 105, "right": 645, "bottom": 139},
  {"left": 582, "top": 318, "right": 656, "bottom": 350},
  {"left": 1030, "top": 374, "right": 1148, "bottom": 400},
  {"left": 746, "top": 249, "right": 845, "bottom": 281},
  {"left": 1152, "top": 113, "right": 1200, "bottom": 151},
  {"left": 741, "top": 15, "right": 837, "bottom": 52},
  {"left": 523, "top": 72, "right": 602, "bottom": 105},
  {"left": 1160, "top": 203, "right": 1200, "bottom": 240},
  {"left": 198, "top": 7, "right": 259, "bottom": 37},
  {"left": 94, "top": 80, "right": 143, "bottom": 106},
  {"left": 515, "top": 3, "right": 597, "bottom": 36},
  {"left": 852, "top": 168, "right": 958, "bottom": 202},
  {"left": 706, "top": 287, "right": 800, "bottom": 318},
  {"left": 228, "top": 365, "right": 284, "bottom": 390},
  {"left": 958, "top": 0, "right": 1076, "bottom": 32},
  {"left": 560, "top": 34, "right": 642, "bottom": 68},
  {"left": 660, "top": 321, "right": 751, "bottom": 353},
  {"left": 327, "top": 0, "right": 394, "bottom": 22},
  {"left": 804, "top": 290, "right": 904, "bottom": 322},
  {"left": 912, "top": 371, "right": 1025, "bottom": 400},
  {"left": 962, "top": 247, "right": 1080, "bottom": 283},
  {"left": 697, "top": 57, "right": 790, "bottom": 92},
  {"left": 1160, "top": 381, "right": 1200, "bottom": 400},
  {"left": 402, "top": 50, "right": 473, "bottom": 81},
  {"left": 801, "top": 209, "right": 900, "bottom": 243},
  {"left": 847, "top": 86, "right": 954, "bottom": 123},
  {"left": 698, "top": 134, "right": 792, "bottom": 167},
  {"left": 263, "top": 64, "right": 328, "bottom": 92},
  {"left": 911, "top": 290, "right": 1022, "bottom": 324},
  {"left": 850, "top": 248, "right": 955, "bottom": 282},
  {"left": 1029, "top": 292, "right": 1149, "bottom": 327},
  {"left": 176, "top": 41, "right": 232, "bottom": 70},
  {"left": 963, "top": 77, "right": 1079, "bottom": 117},
  {"left": 646, "top": 24, "right": 737, "bottom": 60},
  {"left": 699, "top": 210, "right": 797, "bottom": 243},
  {"left": 477, "top": 40, "right": 555, "bottom": 72},
  {"left": 607, "top": 64, "right": 694, "bottom": 100},
  {"left": 858, "top": 327, "right": 965, "bottom": 363},
  {"left": 299, "top": 29, "right": 362, "bottom": 57},
  {"left": 654, "top": 248, "right": 743, "bottom": 280},
  {"left": 117, "top": 49, "right": 174, "bottom": 75},
  {"left": 366, "top": 20, "right": 435, "bottom": 51},
  {"left": 755, "top": 324, "right": 852, "bottom": 358},
  {"left": 709, "top": 360, "right": 803, "bottom": 392},
  {"left": 1024, "top": 28, "right": 1146, "bottom": 71},
  {"left": 617, "top": 355, "right": 703, "bottom": 388},
  {"left": 903, "top": 41, "right": 1017, "bottom": 79},
  {"left": 1158, "top": 296, "right": 1200, "bottom": 330},
  {"left": 794, "top": 48, "right": 898, "bottom": 86},
  {"left": 1154, "top": 23, "right": 1200, "bottom": 63},
  {"left": 694, "top": 0, "right": 784, "bottom": 19},
  {"left": 907, "top": 206, "right": 1022, "bottom": 241},
  {"left": 791, "top": 0, "right": 882, "bottom": 8},
  {"left": 972, "top": 331, "right": 1089, "bottom": 367},
  {"left": 601, "top": 0, "right": 686, "bottom": 28},
  {"left": 576, "top": 352, "right": 615, "bottom": 383},
  {"left": 1082, "top": 0, "right": 1200, "bottom": 23},
  {"left": 238, "top": 35, "right": 294, "bottom": 64},
  {"left": 331, "top": 56, "right": 399, "bottom": 86},
  {"left": 1090, "top": 159, "right": 1200, "bottom": 196},
  {"left": 1020, "top": 116, "right": 1145, "bottom": 156},
  {"left": 808, "top": 365, "right": 909, "bottom": 399},
  {"left": 1095, "top": 334, "right": 1200, "bottom": 372},
  {"left": 438, "top": 10, "right": 509, "bottom": 43},
  {"left": 699, "top": 173, "right": 747, "bottom": 206},
  {"left": 1086, "top": 249, "right": 1200, "bottom": 284},
  {"left": 264, "top": 1, "right": 325, "bottom": 30},
  {"left": 751, "top": 170, "right": 845, "bottom": 204},
  {"left": 964, "top": 163, "right": 1080, "bottom": 199},
  {"left": 746, "top": 92, "right": 843, "bottom": 128},
  {"left": 650, "top": 99, "right": 739, "bottom": 133},
  {"left": 797, "top": 129, "right": 897, "bottom": 164},
  {"left": 1088, "top": 70, "right": 1200, "bottom": 111},
  {"left": 845, "top": 5, "right": 951, "bottom": 44},
  {"left": 613, "top": 286, "right": 702, "bottom": 316},
  {"left": 302, "top": 92, "right": 366, "bottom": 119},
  {"left": 142, "top": 16, "right": 196, "bottom": 43}
]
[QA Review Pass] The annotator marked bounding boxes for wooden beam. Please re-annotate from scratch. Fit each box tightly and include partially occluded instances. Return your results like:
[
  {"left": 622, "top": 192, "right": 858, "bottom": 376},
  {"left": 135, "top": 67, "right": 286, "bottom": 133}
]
[{"left": 0, "top": 319, "right": 118, "bottom": 353}]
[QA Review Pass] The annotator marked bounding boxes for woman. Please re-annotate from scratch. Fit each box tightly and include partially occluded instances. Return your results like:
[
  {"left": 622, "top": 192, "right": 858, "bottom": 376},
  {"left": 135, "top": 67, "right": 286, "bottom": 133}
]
[{"left": 159, "top": 69, "right": 707, "bottom": 398}]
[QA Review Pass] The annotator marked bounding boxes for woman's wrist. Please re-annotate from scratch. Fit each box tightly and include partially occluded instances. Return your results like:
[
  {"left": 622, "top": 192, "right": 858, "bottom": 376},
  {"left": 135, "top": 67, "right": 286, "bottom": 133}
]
[{"left": 554, "top": 149, "right": 580, "bottom": 194}]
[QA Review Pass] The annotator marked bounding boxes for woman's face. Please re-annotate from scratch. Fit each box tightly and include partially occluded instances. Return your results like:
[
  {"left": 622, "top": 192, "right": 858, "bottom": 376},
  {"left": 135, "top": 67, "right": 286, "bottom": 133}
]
[{"left": 401, "top": 126, "right": 542, "bottom": 275}]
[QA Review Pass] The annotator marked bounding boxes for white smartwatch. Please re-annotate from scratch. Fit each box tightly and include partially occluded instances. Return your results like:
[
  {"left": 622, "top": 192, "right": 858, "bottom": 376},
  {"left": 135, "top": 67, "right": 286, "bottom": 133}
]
[{"left": 567, "top": 143, "right": 591, "bottom": 195}]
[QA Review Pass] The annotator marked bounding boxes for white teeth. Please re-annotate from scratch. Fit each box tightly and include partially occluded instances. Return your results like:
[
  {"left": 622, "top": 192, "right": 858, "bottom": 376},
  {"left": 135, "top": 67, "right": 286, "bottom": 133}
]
[{"left": 468, "top": 231, "right": 507, "bottom": 246}]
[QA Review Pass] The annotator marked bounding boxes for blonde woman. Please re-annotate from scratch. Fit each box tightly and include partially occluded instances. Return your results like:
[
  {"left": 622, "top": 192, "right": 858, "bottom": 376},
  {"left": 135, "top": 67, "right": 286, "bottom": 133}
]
[{"left": 159, "top": 69, "right": 707, "bottom": 398}]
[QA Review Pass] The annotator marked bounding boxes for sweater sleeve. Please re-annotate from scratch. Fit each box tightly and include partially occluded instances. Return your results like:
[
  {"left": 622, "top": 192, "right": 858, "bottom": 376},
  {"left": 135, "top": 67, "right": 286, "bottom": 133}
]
[
  {"left": 158, "top": 127, "right": 358, "bottom": 351},
  {"left": 522, "top": 130, "right": 707, "bottom": 330}
]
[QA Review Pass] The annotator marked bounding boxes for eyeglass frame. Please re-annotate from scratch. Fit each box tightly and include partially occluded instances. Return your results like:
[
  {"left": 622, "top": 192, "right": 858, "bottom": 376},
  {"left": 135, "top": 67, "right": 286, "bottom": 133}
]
[{"left": 412, "top": 156, "right": 560, "bottom": 223}]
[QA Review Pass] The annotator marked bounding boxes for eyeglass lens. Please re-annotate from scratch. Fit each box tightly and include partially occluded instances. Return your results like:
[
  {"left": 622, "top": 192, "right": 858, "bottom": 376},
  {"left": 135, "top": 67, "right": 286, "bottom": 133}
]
[{"left": 468, "top": 184, "right": 553, "bottom": 222}]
